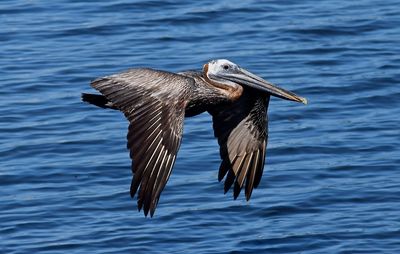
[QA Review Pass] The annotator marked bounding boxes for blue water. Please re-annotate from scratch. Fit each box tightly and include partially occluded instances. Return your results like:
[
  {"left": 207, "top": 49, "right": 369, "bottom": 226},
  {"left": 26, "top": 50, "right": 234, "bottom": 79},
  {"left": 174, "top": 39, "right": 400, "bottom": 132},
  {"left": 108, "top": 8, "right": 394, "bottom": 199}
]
[{"left": 1, "top": 0, "right": 400, "bottom": 253}]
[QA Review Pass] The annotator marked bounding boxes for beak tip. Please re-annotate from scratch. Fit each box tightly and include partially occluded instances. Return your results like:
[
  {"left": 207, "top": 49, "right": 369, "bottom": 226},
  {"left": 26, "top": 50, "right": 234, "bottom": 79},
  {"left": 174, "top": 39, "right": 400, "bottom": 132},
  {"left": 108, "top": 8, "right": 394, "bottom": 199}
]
[{"left": 301, "top": 97, "right": 308, "bottom": 105}]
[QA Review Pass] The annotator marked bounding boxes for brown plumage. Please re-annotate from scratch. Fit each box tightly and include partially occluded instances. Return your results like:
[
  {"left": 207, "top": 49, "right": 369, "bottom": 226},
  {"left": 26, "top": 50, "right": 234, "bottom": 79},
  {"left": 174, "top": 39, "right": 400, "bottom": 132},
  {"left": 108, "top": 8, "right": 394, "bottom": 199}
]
[
  {"left": 82, "top": 59, "right": 307, "bottom": 217},
  {"left": 209, "top": 91, "right": 269, "bottom": 201}
]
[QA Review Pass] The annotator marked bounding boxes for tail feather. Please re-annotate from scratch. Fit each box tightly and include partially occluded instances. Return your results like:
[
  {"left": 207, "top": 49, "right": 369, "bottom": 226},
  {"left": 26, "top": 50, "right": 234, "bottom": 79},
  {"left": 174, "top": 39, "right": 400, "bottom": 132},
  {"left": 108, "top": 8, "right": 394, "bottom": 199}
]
[{"left": 82, "top": 93, "right": 117, "bottom": 109}]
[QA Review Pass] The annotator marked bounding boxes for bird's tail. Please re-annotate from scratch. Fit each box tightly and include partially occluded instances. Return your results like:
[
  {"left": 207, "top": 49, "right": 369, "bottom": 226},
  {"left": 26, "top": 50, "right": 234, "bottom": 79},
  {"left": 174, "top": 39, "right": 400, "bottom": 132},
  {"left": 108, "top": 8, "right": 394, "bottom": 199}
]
[{"left": 81, "top": 93, "right": 117, "bottom": 109}]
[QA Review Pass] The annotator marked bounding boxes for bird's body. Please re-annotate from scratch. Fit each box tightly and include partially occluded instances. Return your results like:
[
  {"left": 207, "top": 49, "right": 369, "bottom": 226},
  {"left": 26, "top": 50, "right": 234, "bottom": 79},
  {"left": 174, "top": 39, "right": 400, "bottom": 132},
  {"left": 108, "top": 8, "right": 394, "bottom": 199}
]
[{"left": 82, "top": 59, "right": 307, "bottom": 217}]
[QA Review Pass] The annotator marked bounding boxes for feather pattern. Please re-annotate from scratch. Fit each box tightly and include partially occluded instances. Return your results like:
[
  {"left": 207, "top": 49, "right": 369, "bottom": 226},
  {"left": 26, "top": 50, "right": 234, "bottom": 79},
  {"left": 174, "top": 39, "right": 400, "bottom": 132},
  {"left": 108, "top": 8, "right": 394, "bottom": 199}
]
[
  {"left": 91, "top": 68, "right": 194, "bottom": 217},
  {"left": 209, "top": 90, "right": 270, "bottom": 201},
  {"left": 82, "top": 60, "right": 307, "bottom": 218}
]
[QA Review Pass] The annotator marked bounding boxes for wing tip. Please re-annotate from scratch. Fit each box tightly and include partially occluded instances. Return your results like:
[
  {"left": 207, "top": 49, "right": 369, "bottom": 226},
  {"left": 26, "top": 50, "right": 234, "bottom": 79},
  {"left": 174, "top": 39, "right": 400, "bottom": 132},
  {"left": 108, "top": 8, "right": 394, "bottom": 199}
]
[
  {"left": 245, "top": 189, "right": 253, "bottom": 201},
  {"left": 233, "top": 181, "right": 241, "bottom": 200}
]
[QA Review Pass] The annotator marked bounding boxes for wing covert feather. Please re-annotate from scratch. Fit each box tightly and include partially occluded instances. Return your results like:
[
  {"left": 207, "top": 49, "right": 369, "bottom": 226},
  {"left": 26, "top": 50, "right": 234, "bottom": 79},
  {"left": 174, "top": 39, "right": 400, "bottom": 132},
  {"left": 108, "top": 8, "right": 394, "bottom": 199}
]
[
  {"left": 210, "top": 92, "right": 270, "bottom": 201},
  {"left": 91, "top": 68, "right": 194, "bottom": 217}
]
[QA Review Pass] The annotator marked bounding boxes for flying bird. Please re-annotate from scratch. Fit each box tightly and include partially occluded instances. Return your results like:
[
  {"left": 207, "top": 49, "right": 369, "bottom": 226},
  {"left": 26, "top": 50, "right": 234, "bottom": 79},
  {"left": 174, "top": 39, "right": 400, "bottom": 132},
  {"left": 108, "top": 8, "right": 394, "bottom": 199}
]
[{"left": 82, "top": 59, "right": 307, "bottom": 217}]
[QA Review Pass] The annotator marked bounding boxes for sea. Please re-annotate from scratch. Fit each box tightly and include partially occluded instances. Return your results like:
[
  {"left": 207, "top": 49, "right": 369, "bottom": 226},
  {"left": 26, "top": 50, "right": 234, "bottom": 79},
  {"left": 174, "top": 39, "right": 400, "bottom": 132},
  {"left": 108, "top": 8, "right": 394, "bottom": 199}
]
[{"left": 1, "top": 0, "right": 400, "bottom": 253}]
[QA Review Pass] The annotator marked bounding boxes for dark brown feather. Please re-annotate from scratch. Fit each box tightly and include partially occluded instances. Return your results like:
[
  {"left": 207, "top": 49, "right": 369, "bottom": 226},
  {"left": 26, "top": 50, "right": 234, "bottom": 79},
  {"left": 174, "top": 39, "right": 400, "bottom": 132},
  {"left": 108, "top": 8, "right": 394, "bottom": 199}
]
[
  {"left": 91, "top": 68, "right": 194, "bottom": 217},
  {"left": 209, "top": 90, "right": 270, "bottom": 201}
]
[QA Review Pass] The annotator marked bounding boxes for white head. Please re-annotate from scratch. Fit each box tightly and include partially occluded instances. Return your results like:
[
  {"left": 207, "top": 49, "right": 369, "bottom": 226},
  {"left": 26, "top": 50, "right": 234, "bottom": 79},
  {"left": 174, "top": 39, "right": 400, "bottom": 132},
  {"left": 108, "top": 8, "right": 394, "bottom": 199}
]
[
  {"left": 204, "top": 59, "right": 239, "bottom": 77},
  {"left": 202, "top": 59, "right": 308, "bottom": 104}
]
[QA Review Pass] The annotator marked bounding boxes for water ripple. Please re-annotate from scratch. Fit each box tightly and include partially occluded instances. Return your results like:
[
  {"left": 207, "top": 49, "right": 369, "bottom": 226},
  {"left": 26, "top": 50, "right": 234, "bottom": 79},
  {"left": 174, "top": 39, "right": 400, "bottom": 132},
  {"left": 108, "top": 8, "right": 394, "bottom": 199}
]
[{"left": 1, "top": 0, "right": 400, "bottom": 253}]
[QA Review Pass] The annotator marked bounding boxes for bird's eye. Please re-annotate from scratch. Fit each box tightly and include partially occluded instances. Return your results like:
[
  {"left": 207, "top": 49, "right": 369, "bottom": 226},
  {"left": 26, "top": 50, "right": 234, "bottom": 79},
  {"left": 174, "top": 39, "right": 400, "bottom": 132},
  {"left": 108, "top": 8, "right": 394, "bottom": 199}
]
[{"left": 223, "top": 65, "right": 229, "bottom": 70}]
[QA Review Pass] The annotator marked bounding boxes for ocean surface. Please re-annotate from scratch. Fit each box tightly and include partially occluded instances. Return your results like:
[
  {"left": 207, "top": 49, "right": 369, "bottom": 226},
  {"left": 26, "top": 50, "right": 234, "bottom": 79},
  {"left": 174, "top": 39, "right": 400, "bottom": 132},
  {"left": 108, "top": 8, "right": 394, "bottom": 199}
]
[{"left": 1, "top": 0, "right": 400, "bottom": 253}]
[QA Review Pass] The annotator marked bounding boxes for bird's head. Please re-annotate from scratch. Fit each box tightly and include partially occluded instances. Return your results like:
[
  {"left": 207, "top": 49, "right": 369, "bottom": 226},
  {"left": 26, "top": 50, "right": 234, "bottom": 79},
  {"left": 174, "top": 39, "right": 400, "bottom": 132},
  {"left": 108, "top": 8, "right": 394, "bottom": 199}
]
[{"left": 203, "top": 59, "right": 307, "bottom": 104}]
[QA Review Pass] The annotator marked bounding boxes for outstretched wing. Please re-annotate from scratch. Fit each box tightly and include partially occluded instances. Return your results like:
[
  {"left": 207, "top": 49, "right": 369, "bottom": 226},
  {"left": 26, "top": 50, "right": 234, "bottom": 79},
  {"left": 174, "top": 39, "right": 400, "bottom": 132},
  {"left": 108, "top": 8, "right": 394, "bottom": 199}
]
[
  {"left": 91, "top": 68, "right": 194, "bottom": 217},
  {"left": 209, "top": 92, "right": 270, "bottom": 201}
]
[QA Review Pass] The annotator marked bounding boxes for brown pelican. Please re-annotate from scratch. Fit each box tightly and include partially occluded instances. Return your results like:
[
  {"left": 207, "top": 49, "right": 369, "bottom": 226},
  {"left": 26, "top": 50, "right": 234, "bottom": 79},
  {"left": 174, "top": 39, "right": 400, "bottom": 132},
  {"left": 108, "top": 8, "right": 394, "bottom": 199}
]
[{"left": 82, "top": 59, "right": 307, "bottom": 217}]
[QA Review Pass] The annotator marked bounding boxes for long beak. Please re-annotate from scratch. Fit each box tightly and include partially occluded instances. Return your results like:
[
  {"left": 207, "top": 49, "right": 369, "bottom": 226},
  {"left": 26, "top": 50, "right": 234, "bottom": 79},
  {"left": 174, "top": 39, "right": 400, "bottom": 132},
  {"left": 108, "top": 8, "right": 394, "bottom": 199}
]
[{"left": 222, "top": 68, "right": 308, "bottom": 104}]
